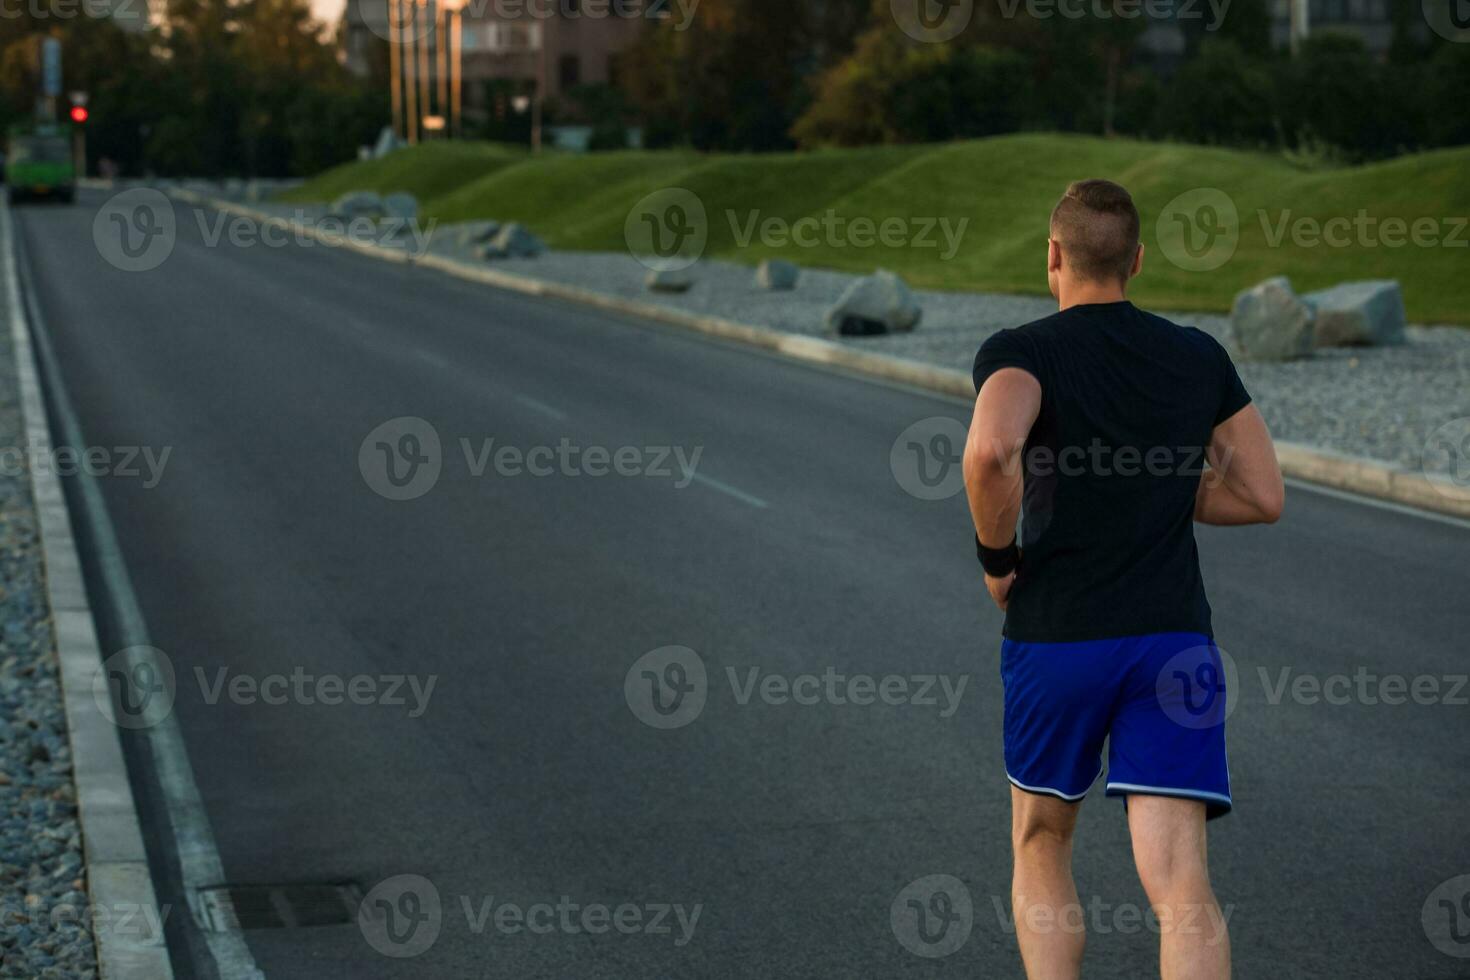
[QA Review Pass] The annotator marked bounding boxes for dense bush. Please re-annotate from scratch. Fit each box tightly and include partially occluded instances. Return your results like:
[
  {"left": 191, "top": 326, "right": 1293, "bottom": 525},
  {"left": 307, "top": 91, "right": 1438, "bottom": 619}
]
[
  {"left": 1155, "top": 41, "right": 1277, "bottom": 148},
  {"left": 1423, "top": 43, "right": 1470, "bottom": 148},
  {"left": 1273, "top": 35, "right": 1393, "bottom": 157}
]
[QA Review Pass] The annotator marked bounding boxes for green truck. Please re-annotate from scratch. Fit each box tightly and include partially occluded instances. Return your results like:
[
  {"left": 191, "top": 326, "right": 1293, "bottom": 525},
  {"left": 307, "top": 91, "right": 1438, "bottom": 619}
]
[{"left": 6, "top": 125, "right": 75, "bottom": 203}]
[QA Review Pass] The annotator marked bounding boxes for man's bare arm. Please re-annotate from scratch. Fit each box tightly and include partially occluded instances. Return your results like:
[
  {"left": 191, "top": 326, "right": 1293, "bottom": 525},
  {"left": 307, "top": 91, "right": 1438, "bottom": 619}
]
[
  {"left": 964, "top": 368, "right": 1042, "bottom": 609},
  {"left": 1196, "top": 405, "right": 1285, "bottom": 526}
]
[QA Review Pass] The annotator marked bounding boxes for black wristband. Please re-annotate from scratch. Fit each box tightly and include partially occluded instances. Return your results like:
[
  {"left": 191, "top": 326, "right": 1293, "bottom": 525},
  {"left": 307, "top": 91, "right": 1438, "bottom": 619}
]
[{"left": 976, "top": 533, "right": 1020, "bottom": 577}]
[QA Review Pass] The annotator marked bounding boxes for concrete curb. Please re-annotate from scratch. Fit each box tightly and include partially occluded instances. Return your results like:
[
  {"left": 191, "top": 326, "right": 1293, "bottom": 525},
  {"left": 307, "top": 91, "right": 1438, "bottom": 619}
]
[
  {"left": 1275, "top": 441, "right": 1470, "bottom": 519},
  {"left": 2, "top": 205, "right": 174, "bottom": 976},
  {"left": 166, "top": 190, "right": 1470, "bottom": 521}
]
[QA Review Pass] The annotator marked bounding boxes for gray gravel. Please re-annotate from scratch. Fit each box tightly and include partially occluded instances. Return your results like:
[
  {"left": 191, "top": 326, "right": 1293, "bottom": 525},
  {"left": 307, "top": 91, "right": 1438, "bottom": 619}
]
[
  {"left": 0, "top": 284, "right": 97, "bottom": 977},
  {"left": 424, "top": 241, "right": 1470, "bottom": 479},
  {"left": 184, "top": 193, "right": 1470, "bottom": 480}
]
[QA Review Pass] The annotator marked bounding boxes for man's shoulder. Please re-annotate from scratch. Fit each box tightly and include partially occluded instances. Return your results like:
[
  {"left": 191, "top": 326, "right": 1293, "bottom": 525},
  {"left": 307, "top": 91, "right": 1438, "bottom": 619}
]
[
  {"left": 973, "top": 315, "right": 1064, "bottom": 390},
  {"left": 980, "top": 304, "right": 1232, "bottom": 361},
  {"left": 1010, "top": 308, "right": 1074, "bottom": 338},
  {"left": 1132, "top": 307, "right": 1226, "bottom": 349},
  {"left": 978, "top": 310, "right": 1069, "bottom": 357}
]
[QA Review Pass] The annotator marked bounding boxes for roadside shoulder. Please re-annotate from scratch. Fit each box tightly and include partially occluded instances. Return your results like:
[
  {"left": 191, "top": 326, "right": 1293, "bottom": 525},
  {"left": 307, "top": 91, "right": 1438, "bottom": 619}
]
[{"left": 2, "top": 202, "right": 173, "bottom": 978}]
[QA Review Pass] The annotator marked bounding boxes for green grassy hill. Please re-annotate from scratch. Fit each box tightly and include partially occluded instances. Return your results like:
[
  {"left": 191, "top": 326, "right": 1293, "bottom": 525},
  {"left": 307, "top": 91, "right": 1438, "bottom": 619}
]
[
  {"left": 282, "top": 135, "right": 1470, "bottom": 324},
  {"left": 278, "top": 142, "right": 526, "bottom": 208}
]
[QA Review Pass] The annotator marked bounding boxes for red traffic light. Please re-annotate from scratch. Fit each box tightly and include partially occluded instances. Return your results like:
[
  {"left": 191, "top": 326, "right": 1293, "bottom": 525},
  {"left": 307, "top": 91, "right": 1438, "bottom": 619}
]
[{"left": 68, "top": 105, "right": 88, "bottom": 124}]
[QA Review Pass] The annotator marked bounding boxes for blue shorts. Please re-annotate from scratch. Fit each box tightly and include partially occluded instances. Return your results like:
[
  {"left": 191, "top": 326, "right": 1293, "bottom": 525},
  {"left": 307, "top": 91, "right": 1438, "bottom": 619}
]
[{"left": 1001, "top": 631, "right": 1232, "bottom": 819}]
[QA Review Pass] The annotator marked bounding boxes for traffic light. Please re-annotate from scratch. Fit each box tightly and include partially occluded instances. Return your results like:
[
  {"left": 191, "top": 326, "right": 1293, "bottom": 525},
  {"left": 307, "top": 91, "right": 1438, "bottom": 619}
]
[{"left": 68, "top": 105, "right": 87, "bottom": 124}]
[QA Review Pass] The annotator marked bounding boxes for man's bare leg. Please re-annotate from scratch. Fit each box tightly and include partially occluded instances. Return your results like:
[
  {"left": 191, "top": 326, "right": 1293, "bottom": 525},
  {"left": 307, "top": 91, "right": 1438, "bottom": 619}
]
[
  {"left": 1011, "top": 786, "right": 1084, "bottom": 979},
  {"left": 1126, "top": 796, "right": 1231, "bottom": 979}
]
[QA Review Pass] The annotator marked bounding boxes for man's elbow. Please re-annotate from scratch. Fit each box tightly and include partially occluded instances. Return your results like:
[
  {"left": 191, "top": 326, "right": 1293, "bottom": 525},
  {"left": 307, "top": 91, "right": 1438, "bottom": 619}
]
[
  {"left": 1256, "top": 478, "right": 1285, "bottom": 524},
  {"left": 963, "top": 441, "right": 1012, "bottom": 488}
]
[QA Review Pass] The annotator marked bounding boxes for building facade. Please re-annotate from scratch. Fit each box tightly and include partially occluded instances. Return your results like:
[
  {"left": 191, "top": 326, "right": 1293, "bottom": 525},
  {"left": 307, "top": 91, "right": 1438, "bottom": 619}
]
[
  {"left": 342, "top": 0, "right": 649, "bottom": 123},
  {"left": 1268, "top": 0, "right": 1409, "bottom": 52}
]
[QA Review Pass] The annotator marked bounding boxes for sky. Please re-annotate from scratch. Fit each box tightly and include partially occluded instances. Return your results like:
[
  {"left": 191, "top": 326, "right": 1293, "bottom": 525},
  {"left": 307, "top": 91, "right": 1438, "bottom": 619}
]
[{"left": 313, "top": 0, "right": 346, "bottom": 27}]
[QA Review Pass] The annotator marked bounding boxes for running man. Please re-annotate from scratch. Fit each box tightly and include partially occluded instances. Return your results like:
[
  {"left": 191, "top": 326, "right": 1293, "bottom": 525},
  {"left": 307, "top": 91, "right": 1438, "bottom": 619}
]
[{"left": 963, "top": 179, "right": 1284, "bottom": 979}]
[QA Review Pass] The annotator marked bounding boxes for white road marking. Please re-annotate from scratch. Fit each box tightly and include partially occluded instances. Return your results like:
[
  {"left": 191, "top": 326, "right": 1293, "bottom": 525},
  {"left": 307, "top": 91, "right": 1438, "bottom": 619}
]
[
  {"left": 515, "top": 394, "right": 567, "bottom": 421},
  {"left": 1284, "top": 477, "right": 1470, "bottom": 532},
  {"left": 689, "top": 472, "right": 769, "bottom": 509},
  {"left": 413, "top": 347, "right": 450, "bottom": 369}
]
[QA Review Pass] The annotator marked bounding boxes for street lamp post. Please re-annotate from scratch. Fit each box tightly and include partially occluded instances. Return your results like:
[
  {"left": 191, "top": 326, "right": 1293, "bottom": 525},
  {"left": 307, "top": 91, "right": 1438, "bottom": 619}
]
[
  {"left": 403, "top": 0, "right": 418, "bottom": 143},
  {"left": 395, "top": 0, "right": 462, "bottom": 144},
  {"left": 449, "top": 2, "right": 463, "bottom": 139},
  {"left": 416, "top": 0, "right": 431, "bottom": 139},
  {"left": 1289, "top": 0, "right": 1310, "bottom": 53},
  {"left": 388, "top": 0, "right": 401, "bottom": 139},
  {"left": 437, "top": 2, "right": 449, "bottom": 130},
  {"left": 531, "top": 20, "right": 546, "bottom": 154}
]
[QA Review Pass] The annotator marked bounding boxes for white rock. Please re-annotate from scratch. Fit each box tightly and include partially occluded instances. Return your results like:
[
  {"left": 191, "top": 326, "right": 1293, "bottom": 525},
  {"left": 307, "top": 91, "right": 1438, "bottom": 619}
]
[
  {"left": 329, "top": 191, "right": 384, "bottom": 221},
  {"left": 646, "top": 269, "right": 693, "bottom": 293},
  {"left": 756, "top": 259, "right": 800, "bottom": 291},
  {"left": 480, "top": 222, "right": 545, "bottom": 259},
  {"left": 1303, "top": 280, "right": 1407, "bottom": 347},
  {"left": 454, "top": 220, "right": 502, "bottom": 248},
  {"left": 824, "top": 269, "right": 922, "bottom": 336},
  {"left": 382, "top": 192, "right": 418, "bottom": 222},
  {"left": 1230, "top": 276, "right": 1315, "bottom": 361},
  {"left": 373, "top": 126, "right": 406, "bottom": 159}
]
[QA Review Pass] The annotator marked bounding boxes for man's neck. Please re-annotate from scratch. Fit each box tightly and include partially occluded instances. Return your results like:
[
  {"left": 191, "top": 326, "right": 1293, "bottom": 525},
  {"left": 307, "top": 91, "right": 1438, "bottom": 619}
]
[{"left": 1057, "top": 281, "right": 1128, "bottom": 312}]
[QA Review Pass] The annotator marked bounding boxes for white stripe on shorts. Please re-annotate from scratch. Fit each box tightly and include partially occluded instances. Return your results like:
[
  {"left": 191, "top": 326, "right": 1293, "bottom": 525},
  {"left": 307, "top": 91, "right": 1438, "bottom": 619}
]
[{"left": 1105, "top": 782, "right": 1232, "bottom": 807}]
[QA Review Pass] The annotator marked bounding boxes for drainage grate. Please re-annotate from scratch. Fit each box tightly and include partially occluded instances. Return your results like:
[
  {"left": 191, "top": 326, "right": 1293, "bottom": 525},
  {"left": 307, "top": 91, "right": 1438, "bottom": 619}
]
[{"left": 197, "top": 883, "right": 365, "bottom": 932}]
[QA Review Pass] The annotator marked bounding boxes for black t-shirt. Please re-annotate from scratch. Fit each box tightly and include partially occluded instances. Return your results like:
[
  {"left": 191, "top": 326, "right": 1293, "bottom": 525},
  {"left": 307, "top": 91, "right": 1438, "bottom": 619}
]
[{"left": 972, "top": 301, "right": 1252, "bottom": 643}]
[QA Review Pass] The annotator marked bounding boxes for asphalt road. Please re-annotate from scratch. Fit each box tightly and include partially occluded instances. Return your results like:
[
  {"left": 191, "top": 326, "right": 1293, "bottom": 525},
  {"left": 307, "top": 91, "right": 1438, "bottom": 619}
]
[{"left": 14, "top": 190, "right": 1470, "bottom": 978}]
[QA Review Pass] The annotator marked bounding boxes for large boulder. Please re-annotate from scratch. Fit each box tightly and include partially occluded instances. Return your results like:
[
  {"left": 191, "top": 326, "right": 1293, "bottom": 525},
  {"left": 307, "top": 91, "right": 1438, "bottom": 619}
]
[
  {"left": 478, "top": 222, "right": 545, "bottom": 260},
  {"left": 382, "top": 192, "right": 418, "bottom": 222},
  {"left": 1303, "top": 280, "right": 1406, "bottom": 347},
  {"left": 646, "top": 269, "right": 693, "bottom": 293},
  {"left": 1230, "top": 276, "right": 1315, "bottom": 361},
  {"left": 756, "top": 259, "right": 800, "bottom": 291},
  {"left": 824, "top": 269, "right": 922, "bottom": 336},
  {"left": 329, "top": 191, "right": 385, "bottom": 221}
]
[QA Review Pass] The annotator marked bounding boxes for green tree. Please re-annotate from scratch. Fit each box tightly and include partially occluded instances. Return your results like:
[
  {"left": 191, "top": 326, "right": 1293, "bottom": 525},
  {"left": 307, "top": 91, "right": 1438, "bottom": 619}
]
[
  {"left": 622, "top": 0, "right": 867, "bottom": 150},
  {"left": 1273, "top": 34, "right": 1394, "bottom": 159},
  {"left": 792, "top": 31, "right": 1028, "bottom": 147},
  {"left": 1155, "top": 39, "right": 1276, "bottom": 147},
  {"left": 1182, "top": 0, "right": 1271, "bottom": 54},
  {"left": 1424, "top": 42, "right": 1470, "bottom": 147}
]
